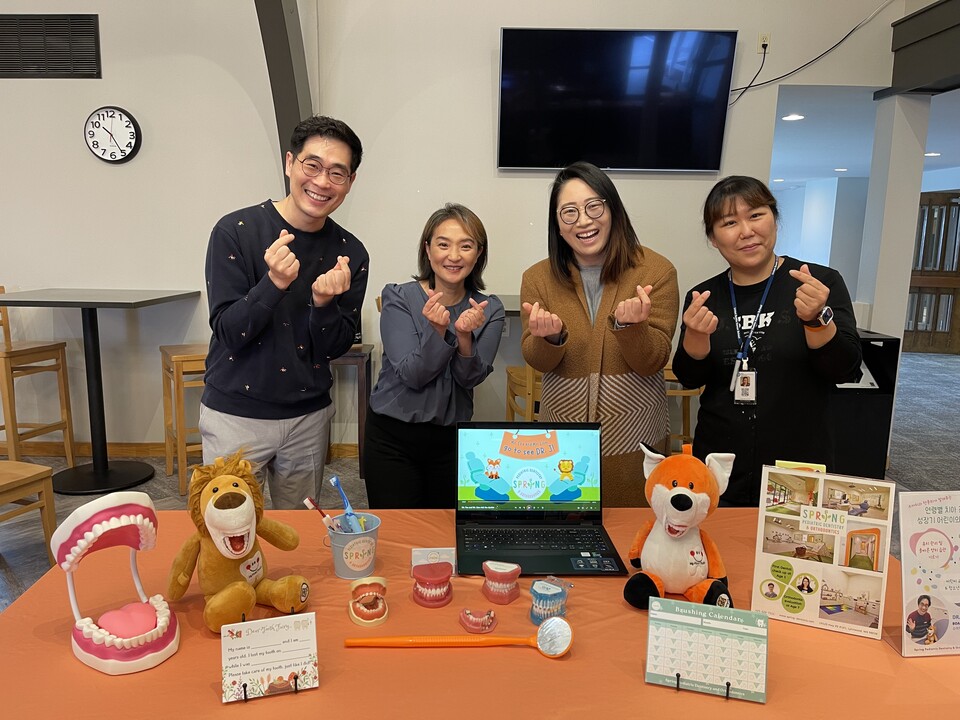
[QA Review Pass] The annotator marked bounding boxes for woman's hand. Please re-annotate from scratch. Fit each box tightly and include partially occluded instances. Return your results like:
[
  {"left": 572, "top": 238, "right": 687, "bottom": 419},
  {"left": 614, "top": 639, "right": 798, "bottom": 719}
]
[
  {"left": 455, "top": 298, "right": 489, "bottom": 356},
  {"left": 454, "top": 298, "right": 488, "bottom": 335},
  {"left": 522, "top": 301, "right": 563, "bottom": 344},
  {"left": 681, "top": 290, "right": 718, "bottom": 360},
  {"left": 422, "top": 288, "right": 451, "bottom": 337},
  {"left": 614, "top": 284, "right": 654, "bottom": 325},
  {"left": 789, "top": 263, "right": 830, "bottom": 322}
]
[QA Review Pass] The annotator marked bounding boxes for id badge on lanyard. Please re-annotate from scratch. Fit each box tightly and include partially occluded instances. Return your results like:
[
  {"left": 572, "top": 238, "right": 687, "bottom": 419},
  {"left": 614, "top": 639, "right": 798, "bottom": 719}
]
[
  {"left": 728, "top": 257, "right": 776, "bottom": 406},
  {"left": 731, "top": 360, "right": 757, "bottom": 405}
]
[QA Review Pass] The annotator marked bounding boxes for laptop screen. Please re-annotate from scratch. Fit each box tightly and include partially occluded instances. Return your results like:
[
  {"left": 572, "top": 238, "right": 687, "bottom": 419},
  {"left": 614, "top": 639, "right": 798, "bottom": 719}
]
[{"left": 456, "top": 422, "right": 602, "bottom": 517}]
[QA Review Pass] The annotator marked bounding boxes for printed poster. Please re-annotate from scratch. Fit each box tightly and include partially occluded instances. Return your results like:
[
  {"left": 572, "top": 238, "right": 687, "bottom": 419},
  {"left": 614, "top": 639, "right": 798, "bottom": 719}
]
[
  {"left": 752, "top": 466, "right": 895, "bottom": 639},
  {"left": 898, "top": 491, "right": 960, "bottom": 656}
]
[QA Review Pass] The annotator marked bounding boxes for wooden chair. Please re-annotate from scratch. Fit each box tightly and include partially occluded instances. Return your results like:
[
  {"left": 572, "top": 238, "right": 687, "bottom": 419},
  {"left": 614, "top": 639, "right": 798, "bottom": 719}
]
[
  {"left": 505, "top": 364, "right": 542, "bottom": 421},
  {"left": 0, "top": 460, "right": 57, "bottom": 566},
  {"left": 664, "top": 365, "right": 703, "bottom": 454},
  {"left": 160, "top": 343, "right": 208, "bottom": 495},
  {"left": 0, "top": 286, "right": 76, "bottom": 465}
]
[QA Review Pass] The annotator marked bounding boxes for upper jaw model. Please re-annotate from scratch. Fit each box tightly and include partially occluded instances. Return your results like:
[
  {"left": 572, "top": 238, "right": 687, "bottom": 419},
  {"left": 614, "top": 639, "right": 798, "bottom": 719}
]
[
  {"left": 412, "top": 561, "right": 453, "bottom": 608},
  {"left": 50, "top": 491, "right": 180, "bottom": 675}
]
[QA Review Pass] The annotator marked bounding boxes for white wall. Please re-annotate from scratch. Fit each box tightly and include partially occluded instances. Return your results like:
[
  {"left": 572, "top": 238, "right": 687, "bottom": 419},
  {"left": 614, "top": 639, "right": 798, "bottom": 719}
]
[
  {"left": 830, "top": 178, "right": 870, "bottom": 299},
  {"left": 1, "top": 0, "right": 904, "bottom": 447},
  {"left": 922, "top": 167, "right": 960, "bottom": 192},
  {"left": 800, "top": 178, "right": 839, "bottom": 266}
]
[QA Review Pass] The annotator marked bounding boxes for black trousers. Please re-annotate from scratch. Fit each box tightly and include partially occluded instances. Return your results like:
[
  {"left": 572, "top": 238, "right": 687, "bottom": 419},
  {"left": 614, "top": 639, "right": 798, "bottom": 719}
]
[{"left": 362, "top": 409, "right": 457, "bottom": 509}]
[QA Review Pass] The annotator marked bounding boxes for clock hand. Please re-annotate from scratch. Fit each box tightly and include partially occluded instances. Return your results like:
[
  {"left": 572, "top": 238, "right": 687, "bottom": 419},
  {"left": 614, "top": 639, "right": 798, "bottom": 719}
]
[{"left": 102, "top": 127, "right": 121, "bottom": 149}]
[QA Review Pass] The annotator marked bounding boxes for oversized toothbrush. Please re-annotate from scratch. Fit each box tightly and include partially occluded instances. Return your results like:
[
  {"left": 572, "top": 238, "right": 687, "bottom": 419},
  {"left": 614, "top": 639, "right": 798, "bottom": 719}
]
[{"left": 330, "top": 476, "right": 363, "bottom": 533}]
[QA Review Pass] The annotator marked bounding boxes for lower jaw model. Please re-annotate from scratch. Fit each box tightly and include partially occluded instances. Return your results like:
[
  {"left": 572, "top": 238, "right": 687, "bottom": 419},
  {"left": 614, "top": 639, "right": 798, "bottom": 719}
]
[
  {"left": 412, "top": 561, "right": 453, "bottom": 608},
  {"left": 49, "top": 492, "right": 180, "bottom": 675},
  {"left": 349, "top": 577, "right": 388, "bottom": 627},
  {"left": 459, "top": 608, "right": 497, "bottom": 633}
]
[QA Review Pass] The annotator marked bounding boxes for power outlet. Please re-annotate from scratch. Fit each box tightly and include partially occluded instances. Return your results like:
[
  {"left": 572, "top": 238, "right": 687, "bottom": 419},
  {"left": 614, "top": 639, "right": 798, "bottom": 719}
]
[
  {"left": 758, "top": 32, "right": 771, "bottom": 54},
  {"left": 502, "top": 319, "right": 511, "bottom": 337}
]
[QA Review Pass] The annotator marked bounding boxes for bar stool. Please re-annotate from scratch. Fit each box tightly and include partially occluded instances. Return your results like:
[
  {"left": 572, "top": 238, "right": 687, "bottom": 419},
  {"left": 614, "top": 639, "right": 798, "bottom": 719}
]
[
  {"left": 160, "top": 343, "right": 207, "bottom": 495},
  {"left": 0, "top": 286, "right": 76, "bottom": 465},
  {"left": 0, "top": 460, "right": 57, "bottom": 566},
  {"left": 664, "top": 365, "right": 703, "bottom": 454}
]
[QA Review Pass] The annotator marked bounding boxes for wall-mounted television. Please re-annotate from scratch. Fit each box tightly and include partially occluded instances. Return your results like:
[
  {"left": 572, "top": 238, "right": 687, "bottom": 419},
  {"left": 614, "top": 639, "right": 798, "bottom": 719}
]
[{"left": 497, "top": 28, "right": 738, "bottom": 172}]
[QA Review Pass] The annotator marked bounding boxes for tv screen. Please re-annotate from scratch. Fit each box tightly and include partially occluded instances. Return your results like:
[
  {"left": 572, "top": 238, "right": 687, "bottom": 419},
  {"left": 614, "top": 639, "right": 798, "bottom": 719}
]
[{"left": 498, "top": 28, "right": 738, "bottom": 172}]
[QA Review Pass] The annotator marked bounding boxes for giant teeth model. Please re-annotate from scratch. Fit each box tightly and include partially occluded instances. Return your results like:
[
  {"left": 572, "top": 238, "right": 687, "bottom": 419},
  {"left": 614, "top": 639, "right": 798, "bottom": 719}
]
[{"left": 50, "top": 491, "right": 180, "bottom": 675}]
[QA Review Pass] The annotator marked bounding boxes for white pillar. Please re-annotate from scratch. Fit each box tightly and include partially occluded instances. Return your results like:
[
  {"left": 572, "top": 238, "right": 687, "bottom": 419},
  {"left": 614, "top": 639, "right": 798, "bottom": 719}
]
[{"left": 857, "top": 94, "right": 931, "bottom": 336}]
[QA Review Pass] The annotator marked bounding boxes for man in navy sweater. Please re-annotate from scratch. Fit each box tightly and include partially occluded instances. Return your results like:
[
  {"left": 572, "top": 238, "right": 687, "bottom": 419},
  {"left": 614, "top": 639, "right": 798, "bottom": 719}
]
[{"left": 200, "top": 116, "right": 369, "bottom": 508}]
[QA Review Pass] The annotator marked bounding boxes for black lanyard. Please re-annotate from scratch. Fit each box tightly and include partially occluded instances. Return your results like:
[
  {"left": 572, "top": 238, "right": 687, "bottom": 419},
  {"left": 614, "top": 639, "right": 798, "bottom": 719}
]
[{"left": 728, "top": 256, "right": 778, "bottom": 365}]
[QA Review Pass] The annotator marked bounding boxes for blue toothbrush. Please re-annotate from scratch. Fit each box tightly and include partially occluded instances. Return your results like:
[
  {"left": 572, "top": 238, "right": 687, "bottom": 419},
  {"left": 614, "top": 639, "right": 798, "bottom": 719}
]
[{"left": 329, "top": 476, "right": 362, "bottom": 533}]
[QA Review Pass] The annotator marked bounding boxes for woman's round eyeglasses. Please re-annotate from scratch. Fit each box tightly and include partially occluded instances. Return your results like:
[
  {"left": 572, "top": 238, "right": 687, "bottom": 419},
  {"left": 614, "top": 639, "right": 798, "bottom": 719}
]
[{"left": 558, "top": 199, "right": 607, "bottom": 225}]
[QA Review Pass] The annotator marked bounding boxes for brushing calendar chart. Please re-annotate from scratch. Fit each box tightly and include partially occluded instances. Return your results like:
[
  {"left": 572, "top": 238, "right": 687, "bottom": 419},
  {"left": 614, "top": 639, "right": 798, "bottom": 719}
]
[{"left": 645, "top": 598, "right": 768, "bottom": 703}]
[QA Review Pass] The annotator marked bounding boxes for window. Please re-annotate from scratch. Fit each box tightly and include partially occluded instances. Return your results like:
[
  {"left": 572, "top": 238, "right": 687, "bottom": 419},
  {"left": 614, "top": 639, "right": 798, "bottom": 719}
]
[{"left": 936, "top": 294, "right": 953, "bottom": 333}]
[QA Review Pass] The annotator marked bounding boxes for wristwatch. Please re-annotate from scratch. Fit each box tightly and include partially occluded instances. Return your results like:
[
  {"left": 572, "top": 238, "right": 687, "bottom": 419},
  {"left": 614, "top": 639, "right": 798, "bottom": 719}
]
[{"left": 801, "top": 306, "right": 834, "bottom": 330}]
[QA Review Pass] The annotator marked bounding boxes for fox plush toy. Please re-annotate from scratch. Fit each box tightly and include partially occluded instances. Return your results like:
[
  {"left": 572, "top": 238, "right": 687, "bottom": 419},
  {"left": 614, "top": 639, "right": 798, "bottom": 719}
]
[{"left": 623, "top": 445, "right": 735, "bottom": 610}]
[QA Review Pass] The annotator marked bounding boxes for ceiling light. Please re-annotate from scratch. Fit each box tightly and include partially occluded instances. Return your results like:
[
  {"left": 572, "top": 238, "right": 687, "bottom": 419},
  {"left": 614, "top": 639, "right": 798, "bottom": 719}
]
[
  {"left": 773, "top": 178, "right": 784, "bottom": 182},
  {"left": 781, "top": 113, "right": 805, "bottom": 121},
  {"left": 925, "top": 152, "right": 941, "bottom": 157},
  {"left": 834, "top": 168, "right": 848, "bottom": 172}
]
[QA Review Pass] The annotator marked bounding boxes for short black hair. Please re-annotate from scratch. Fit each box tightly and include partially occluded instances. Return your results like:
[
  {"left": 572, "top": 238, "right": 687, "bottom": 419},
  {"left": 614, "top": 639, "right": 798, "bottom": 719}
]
[
  {"left": 702, "top": 175, "right": 779, "bottom": 238},
  {"left": 919, "top": 594, "right": 931, "bottom": 605},
  {"left": 289, "top": 116, "right": 363, "bottom": 173}
]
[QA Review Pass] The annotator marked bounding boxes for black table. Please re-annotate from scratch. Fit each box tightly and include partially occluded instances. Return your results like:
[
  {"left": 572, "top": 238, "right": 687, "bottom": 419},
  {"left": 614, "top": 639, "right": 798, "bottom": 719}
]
[{"left": 0, "top": 288, "right": 200, "bottom": 494}]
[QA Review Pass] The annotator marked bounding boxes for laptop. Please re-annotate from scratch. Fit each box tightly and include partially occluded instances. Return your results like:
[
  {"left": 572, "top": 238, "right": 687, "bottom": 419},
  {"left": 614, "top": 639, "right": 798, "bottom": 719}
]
[{"left": 455, "top": 421, "right": 627, "bottom": 576}]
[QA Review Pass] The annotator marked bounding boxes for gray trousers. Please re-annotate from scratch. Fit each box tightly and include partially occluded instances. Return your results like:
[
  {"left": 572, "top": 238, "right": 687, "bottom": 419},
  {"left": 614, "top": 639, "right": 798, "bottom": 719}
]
[{"left": 199, "top": 403, "right": 335, "bottom": 509}]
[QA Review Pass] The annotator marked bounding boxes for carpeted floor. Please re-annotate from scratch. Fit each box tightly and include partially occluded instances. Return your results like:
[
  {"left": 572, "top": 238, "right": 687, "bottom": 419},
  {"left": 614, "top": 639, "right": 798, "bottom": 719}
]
[{"left": 0, "top": 454, "right": 364, "bottom": 613}]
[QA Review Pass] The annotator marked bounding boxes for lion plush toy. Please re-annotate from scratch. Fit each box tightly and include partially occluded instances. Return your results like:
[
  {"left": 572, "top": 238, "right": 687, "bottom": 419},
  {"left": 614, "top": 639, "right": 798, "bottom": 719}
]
[
  {"left": 623, "top": 444, "right": 735, "bottom": 611},
  {"left": 167, "top": 452, "right": 310, "bottom": 632}
]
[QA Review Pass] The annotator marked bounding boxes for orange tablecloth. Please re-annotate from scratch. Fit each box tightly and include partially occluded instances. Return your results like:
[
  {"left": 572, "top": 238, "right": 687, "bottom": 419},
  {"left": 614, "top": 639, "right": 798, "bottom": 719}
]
[{"left": 2, "top": 508, "right": 957, "bottom": 717}]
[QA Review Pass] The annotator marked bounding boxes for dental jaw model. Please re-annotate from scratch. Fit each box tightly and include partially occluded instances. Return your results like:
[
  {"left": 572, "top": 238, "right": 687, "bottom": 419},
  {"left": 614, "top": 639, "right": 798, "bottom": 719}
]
[
  {"left": 459, "top": 609, "right": 497, "bottom": 633},
  {"left": 530, "top": 576, "right": 572, "bottom": 626},
  {"left": 349, "top": 577, "right": 388, "bottom": 627},
  {"left": 481, "top": 560, "right": 521, "bottom": 604},
  {"left": 50, "top": 492, "right": 180, "bottom": 675},
  {"left": 412, "top": 561, "right": 453, "bottom": 608}
]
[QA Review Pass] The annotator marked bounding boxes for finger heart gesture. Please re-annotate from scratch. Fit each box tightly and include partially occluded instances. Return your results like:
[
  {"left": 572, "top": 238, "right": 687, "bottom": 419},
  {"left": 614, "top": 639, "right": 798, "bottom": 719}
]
[
  {"left": 312, "top": 255, "right": 352, "bottom": 306},
  {"left": 422, "top": 288, "right": 451, "bottom": 335},
  {"left": 788, "top": 263, "right": 830, "bottom": 322},
  {"left": 264, "top": 230, "right": 300, "bottom": 290},
  {"left": 455, "top": 298, "right": 489, "bottom": 334},
  {"left": 614, "top": 284, "right": 654, "bottom": 325}
]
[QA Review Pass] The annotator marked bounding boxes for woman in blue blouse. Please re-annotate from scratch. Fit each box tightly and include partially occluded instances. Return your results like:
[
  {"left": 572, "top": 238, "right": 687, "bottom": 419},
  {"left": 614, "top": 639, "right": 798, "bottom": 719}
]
[{"left": 363, "top": 203, "right": 505, "bottom": 508}]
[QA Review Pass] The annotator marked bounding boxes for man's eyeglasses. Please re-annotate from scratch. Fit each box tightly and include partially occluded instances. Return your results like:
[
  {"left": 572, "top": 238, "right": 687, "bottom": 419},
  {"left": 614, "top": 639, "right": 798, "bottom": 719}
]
[
  {"left": 558, "top": 199, "right": 607, "bottom": 225},
  {"left": 295, "top": 157, "right": 350, "bottom": 185}
]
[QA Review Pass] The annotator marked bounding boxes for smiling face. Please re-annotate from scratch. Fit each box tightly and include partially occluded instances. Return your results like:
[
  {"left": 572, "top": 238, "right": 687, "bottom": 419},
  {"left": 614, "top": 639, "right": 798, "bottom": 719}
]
[
  {"left": 281, "top": 135, "right": 354, "bottom": 232},
  {"left": 708, "top": 196, "right": 778, "bottom": 284},
  {"left": 424, "top": 218, "right": 481, "bottom": 294},
  {"left": 556, "top": 178, "right": 610, "bottom": 267}
]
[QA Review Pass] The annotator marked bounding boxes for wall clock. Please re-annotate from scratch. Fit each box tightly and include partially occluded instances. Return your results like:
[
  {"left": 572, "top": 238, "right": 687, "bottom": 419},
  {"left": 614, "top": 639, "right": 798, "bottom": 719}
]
[{"left": 83, "top": 106, "right": 142, "bottom": 163}]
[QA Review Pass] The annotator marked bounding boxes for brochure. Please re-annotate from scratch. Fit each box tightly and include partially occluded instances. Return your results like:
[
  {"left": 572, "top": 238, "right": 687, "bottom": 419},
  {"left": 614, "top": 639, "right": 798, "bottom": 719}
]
[
  {"left": 752, "top": 466, "right": 895, "bottom": 639},
  {"left": 898, "top": 491, "right": 960, "bottom": 656}
]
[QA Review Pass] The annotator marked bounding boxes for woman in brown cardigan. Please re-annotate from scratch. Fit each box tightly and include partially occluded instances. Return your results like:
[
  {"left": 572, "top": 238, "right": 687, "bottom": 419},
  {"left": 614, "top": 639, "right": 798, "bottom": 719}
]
[{"left": 521, "top": 161, "right": 679, "bottom": 506}]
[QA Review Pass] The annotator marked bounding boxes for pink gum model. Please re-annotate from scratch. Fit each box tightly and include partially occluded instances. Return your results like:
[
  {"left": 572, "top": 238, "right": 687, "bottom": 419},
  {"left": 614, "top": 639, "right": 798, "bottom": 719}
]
[
  {"left": 481, "top": 560, "right": 521, "bottom": 605},
  {"left": 412, "top": 561, "right": 453, "bottom": 608}
]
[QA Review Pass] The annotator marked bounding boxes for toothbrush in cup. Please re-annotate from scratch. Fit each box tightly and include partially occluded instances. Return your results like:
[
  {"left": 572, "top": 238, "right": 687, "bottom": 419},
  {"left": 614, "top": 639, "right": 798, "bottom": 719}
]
[
  {"left": 329, "top": 476, "right": 363, "bottom": 533},
  {"left": 303, "top": 497, "right": 342, "bottom": 532}
]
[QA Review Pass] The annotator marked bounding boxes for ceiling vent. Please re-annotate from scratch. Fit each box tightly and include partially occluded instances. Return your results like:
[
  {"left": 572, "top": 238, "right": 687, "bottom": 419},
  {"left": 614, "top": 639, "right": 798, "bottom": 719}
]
[{"left": 0, "top": 14, "right": 100, "bottom": 78}]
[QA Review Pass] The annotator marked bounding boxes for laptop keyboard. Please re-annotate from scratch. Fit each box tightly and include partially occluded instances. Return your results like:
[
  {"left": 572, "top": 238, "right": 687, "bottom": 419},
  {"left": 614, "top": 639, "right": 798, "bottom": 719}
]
[{"left": 462, "top": 526, "right": 610, "bottom": 553}]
